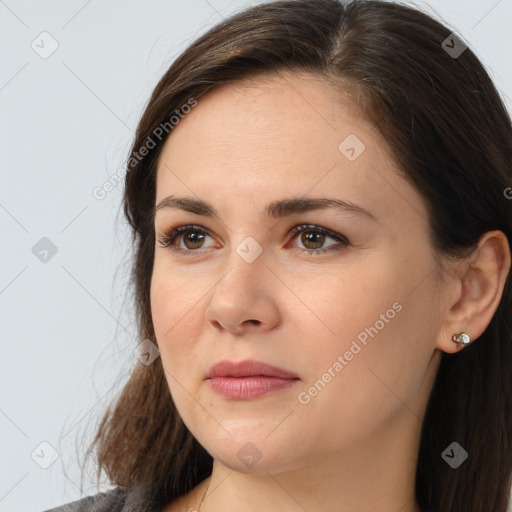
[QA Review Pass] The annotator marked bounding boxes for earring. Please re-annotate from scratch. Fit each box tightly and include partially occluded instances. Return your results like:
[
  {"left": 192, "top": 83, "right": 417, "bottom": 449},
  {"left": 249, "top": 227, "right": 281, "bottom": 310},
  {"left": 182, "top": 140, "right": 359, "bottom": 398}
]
[{"left": 452, "top": 332, "right": 471, "bottom": 346}]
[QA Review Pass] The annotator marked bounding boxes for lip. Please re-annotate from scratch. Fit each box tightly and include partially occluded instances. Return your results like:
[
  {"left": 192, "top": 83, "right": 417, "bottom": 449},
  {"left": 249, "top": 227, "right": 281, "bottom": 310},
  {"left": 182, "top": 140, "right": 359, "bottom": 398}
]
[
  {"left": 207, "top": 359, "right": 298, "bottom": 379},
  {"left": 206, "top": 359, "right": 300, "bottom": 400}
]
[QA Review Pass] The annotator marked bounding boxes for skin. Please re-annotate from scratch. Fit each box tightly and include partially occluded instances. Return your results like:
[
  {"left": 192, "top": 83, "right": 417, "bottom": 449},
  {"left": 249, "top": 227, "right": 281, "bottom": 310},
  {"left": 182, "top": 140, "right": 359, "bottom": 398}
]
[{"left": 152, "top": 72, "right": 511, "bottom": 512}]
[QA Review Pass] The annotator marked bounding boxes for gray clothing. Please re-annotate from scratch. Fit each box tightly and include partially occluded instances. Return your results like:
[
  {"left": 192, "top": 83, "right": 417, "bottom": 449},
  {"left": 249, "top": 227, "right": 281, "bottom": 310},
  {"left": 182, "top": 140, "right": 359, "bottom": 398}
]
[{"left": 43, "top": 483, "right": 163, "bottom": 512}]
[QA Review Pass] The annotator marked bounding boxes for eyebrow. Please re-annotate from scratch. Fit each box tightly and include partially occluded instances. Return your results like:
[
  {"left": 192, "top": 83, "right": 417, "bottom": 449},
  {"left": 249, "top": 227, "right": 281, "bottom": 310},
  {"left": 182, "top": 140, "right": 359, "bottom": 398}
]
[{"left": 154, "top": 196, "right": 377, "bottom": 222}]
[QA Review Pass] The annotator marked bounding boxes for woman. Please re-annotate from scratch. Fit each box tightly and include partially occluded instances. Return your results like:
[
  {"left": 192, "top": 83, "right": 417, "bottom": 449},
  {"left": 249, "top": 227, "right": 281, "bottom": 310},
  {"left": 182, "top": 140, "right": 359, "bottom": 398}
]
[{"left": 45, "top": 0, "right": 512, "bottom": 511}]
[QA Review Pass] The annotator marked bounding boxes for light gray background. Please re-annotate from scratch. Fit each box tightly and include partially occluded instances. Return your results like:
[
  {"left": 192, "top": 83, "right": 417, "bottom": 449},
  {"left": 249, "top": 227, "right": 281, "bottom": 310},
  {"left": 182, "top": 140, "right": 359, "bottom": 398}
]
[{"left": 1, "top": 1, "right": 511, "bottom": 511}]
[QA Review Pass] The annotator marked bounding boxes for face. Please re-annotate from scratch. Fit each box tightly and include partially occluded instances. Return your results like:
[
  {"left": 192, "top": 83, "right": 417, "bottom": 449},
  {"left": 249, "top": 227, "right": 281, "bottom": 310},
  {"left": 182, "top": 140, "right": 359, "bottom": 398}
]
[{"left": 150, "top": 72, "right": 446, "bottom": 475}]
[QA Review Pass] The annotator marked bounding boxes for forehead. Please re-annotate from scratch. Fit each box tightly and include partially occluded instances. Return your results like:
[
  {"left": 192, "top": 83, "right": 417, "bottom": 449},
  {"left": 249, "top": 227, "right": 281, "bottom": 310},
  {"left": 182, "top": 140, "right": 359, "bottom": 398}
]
[
  {"left": 159, "top": 73, "right": 368, "bottom": 170},
  {"left": 155, "top": 73, "right": 428, "bottom": 228}
]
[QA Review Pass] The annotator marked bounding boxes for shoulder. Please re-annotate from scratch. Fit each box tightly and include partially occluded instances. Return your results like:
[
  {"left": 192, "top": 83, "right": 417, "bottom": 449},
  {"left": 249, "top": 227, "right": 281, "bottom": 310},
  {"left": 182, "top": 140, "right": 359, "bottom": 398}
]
[
  {"left": 42, "top": 483, "right": 161, "bottom": 512},
  {"left": 42, "top": 487, "right": 127, "bottom": 512}
]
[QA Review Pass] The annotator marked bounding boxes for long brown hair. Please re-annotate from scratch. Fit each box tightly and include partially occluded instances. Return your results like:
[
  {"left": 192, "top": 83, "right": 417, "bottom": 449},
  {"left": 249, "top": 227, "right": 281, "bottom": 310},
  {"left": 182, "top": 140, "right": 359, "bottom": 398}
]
[{"left": 84, "top": 1, "right": 512, "bottom": 510}]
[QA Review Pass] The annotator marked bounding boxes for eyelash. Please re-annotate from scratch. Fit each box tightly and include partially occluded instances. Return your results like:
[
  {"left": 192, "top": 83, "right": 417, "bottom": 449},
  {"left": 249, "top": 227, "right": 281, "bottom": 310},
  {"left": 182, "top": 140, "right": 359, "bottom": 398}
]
[{"left": 156, "top": 223, "right": 349, "bottom": 256}]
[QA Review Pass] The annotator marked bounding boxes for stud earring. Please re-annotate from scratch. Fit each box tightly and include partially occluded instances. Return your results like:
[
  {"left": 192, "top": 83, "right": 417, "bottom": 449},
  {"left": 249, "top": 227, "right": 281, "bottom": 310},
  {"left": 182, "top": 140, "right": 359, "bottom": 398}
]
[{"left": 452, "top": 332, "right": 471, "bottom": 346}]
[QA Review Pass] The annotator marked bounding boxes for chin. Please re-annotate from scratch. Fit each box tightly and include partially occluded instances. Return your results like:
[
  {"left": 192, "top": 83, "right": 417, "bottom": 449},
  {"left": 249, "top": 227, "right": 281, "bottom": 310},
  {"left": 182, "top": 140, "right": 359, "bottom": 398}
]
[{"left": 198, "top": 427, "right": 299, "bottom": 475}]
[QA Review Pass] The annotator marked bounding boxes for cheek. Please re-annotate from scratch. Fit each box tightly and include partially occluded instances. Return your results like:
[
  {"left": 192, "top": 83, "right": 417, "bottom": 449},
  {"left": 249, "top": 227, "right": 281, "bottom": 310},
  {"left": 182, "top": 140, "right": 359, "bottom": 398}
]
[
  {"left": 293, "top": 251, "right": 438, "bottom": 410},
  {"left": 290, "top": 258, "right": 399, "bottom": 363},
  {"left": 150, "top": 265, "right": 205, "bottom": 373},
  {"left": 150, "top": 267, "right": 222, "bottom": 446},
  {"left": 294, "top": 305, "right": 434, "bottom": 450}
]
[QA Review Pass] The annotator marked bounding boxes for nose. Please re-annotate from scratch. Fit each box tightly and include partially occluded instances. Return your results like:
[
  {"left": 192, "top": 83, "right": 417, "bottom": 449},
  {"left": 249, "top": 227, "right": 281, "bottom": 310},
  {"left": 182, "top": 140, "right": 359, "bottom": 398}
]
[{"left": 204, "top": 244, "right": 280, "bottom": 335}]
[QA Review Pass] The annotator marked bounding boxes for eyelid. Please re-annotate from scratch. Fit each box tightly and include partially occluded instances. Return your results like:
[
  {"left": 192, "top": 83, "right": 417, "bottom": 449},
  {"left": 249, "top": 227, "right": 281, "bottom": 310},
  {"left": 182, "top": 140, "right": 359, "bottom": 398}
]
[
  {"left": 287, "top": 224, "right": 349, "bottom": 245},
  {"left": 157, "top": 223, "right": 349, "bottom": 254},
  {"left": 157, "top": 224, "right": 214, "bottom": 250}
]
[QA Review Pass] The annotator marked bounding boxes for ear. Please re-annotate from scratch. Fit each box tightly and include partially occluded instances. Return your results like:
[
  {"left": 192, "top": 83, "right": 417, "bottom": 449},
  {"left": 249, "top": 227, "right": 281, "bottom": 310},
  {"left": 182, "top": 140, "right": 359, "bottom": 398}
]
[{"left": 436, "top": 230, "right": 511, "bottom": 354}]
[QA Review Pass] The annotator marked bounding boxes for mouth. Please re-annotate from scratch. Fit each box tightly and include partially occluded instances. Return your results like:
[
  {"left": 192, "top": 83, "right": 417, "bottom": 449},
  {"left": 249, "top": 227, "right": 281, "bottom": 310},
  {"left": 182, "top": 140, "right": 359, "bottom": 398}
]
[
  {"left": 207, "top": 359, "right": 298, "bottom": 379},
  {"left": 206, "top": 359, "right": 300, "bottom": 400},
  {"left": 207, "top": 375, "right": 299, "bottom": 400}
]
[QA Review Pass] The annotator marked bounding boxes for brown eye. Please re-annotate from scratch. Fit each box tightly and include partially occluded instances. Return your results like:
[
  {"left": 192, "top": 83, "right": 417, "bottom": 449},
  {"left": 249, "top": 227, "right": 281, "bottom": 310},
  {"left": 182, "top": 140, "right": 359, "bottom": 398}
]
[
  {"left": 157, "top": 223, "right": 348, "bottom": 256},
  {"left": 288, "top": 224, "right": 349, "bottom": 255},
  {"left": 299, "top": 231, "right": 326, "bottom": 250},
  {"left": 181, "top": 231, "right": 206, "bottom": 249},
  {"left": 157, "top": 225, "right": 214, "bottom": 252}
]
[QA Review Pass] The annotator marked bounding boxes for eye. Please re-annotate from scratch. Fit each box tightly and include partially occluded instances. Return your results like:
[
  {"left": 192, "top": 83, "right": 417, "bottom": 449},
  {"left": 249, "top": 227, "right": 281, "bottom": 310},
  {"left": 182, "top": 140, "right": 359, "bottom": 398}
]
[
  {"left": 286, "top": 224, "right": 349, "bottom": 255},
  {"left": 157, "top": 225, "right": 215, "bottom": 254},
  {"left": 156, "top": 223, "right": 349, "bottom": 256}
]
